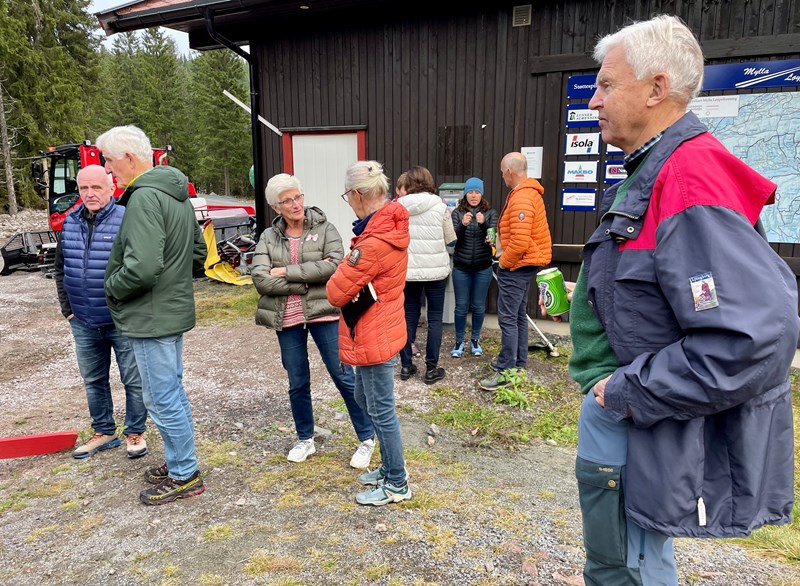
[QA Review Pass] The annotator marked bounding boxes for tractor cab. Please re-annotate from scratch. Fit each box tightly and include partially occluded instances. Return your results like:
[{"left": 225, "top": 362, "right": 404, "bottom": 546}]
[{"left": 33, "top": 141, "right": 172, "bottom": 232}]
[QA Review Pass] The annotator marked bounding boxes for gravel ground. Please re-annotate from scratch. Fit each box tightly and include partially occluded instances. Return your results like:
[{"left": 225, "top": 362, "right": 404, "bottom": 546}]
[{"left": 1, "top": 210, "right": 799, "bottom": 585}]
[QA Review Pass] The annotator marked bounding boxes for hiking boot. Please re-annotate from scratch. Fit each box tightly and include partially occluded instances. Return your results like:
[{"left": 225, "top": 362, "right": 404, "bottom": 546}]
[
  {"left": 399, "top": 363, "right": 417, "bottom": 381},
  {"left": 479, "top": 370, "right": 511, "bottom": 391},
  {"left": 287, "top": 439, "right": 316, "bottom": 463},
  {"left": 349, "top": 438, "right": 375, "bottom": 469},
  {"left": 139, "top": 470, "right": 205, "bottom": 505},
  {"left": 72, "top": 433, "right": 121, "bottom": 459},
  {"left": 470, "top": 339, "right": 483, "bottom": 356},
  {"left": 450, "top": 341, "right": 465, "bottom": 358},
  {"left": 144, "top": 462, "right": 169, "bottom": 484},
  {"left": 356, "top": 480, "right": 412, "bottom": 506},
  {"left": 358, "top": 465, "right": 409, "bottom": 486},
  {"left": 125, "top": 433, "right": 148, "bottom": 459},
  {"left": 424, "top": 365, "right": 445, "bottom": 385}
]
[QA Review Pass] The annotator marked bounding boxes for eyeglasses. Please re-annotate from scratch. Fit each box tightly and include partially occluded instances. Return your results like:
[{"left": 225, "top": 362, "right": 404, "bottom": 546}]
[
  {"left": 278, "top": 193, "right": 304, "bottom": 207},
  {"left": 340, "top": 189, "right": 352, "bottom": 203}
]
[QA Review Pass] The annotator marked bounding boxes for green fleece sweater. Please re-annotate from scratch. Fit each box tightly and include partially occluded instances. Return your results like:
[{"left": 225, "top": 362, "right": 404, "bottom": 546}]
[{"left": 567, "top": 156, "right": 650, "bottom": 394}]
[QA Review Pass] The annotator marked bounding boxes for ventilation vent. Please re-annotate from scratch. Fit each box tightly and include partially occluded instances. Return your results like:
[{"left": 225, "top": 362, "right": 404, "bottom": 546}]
[{"left": 512, "top": 5, "right": 532, "bottom": 27}]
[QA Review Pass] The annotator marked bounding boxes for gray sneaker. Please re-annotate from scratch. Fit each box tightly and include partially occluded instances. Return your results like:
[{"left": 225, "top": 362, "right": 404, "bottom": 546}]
[
  {"left": 72, "top": 433, "right": 121, "bottom": 459},
  {"left": 355, "top": 480, "right": 412, "bottom": 506},
  {"left": 357, "top": 465, "right": 409, "bottom": 486},
  {"left": 479, "top": 370, "right": 511, "bottom": 391}
]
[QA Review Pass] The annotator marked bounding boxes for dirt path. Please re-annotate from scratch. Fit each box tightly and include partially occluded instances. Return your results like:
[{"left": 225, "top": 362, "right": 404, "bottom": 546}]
[{"left": 1, "top": 271, "right": 798, "bottom": 585}]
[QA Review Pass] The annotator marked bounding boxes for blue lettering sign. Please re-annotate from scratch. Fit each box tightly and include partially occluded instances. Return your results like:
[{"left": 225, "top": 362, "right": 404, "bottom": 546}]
[
  {"left": 703, "top": 60, "right": 800, "bottom": 91},
  {"left": 567, "top": 74, "right": 597, "bottom": 99}
]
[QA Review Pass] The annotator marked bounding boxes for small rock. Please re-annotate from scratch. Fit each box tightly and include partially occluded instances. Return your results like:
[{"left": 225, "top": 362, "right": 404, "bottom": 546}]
[
  {"left": 522, "top": 560, "right": 538, "bottom": 577},
  {"left": 428, "top": 423, "right": 440, "bottom": 436},
  {"left": 485, "top": 560, "right": 494, "bottom": 572},
  {"left": 471, "top": 427, "right": 480, "bottom": 436},
  {"left": 314, "top": 426, "right": 333, "bottom": 437},
  {"left": 699, "top": 571, "right": 724, "bottom": 579},
  {"left": 375, "top": 523, "right": 387, "bottom": 533},
  {"left": 427, "top": 435, "right": 435, "bottom": 447},
  {"left": 234, "top": 422, "right": 244, "bottom": 429},
  {"left": 108, "top": 569, "right": 116, "bottom": 575},
  {"left": 500, "top": 540, "right": 523, "bottom": 555},
  {"left": 277, "top": 425, "right": 291, "bottom": 433},
  {"left": 545, "top": 439, "right": 557, "bottom": 446},
  {"left": 333, "top": 412, "right": 346, "bottom": 421},
  {"left": 235, "top": 497, "right": 246, "bottom": 506},
  {"left": 228, "top": 451, "right": 237, "bottom": 456},
  {"left": 552, "top": 571, "right": 584, "bottom": 585}
]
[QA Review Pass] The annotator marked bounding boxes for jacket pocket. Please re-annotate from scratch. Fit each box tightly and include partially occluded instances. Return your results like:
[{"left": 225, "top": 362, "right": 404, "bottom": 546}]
[
  {"left": 575, "top": 457, "right": 627, "bottom": 567},
  {"left": 611, "top": 251, "right": 681, "bottom": 351}
]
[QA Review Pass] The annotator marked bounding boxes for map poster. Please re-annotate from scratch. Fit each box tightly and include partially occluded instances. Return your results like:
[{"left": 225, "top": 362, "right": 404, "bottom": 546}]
[
  {"left": 697, "top": 92, "right": 800, "bottom": 243},
  {"left": 562, "top": 189, "right": 597, "bottom": 211}
]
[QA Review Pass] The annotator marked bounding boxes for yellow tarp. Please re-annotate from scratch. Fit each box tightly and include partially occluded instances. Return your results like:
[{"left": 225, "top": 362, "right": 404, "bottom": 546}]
[{"left": 202, "top": 221, "right": 252, "bottom": 286}]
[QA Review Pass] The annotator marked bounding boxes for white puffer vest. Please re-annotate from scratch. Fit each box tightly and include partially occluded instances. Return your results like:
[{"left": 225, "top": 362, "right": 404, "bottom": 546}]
[{"left": 398, "top": 192, "right": 451, "bottom": 281}]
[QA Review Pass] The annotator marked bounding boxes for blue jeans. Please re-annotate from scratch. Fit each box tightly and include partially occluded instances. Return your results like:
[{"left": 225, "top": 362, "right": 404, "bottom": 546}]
[
  {"left": 496, "top": 266, "right": 537, "bottom": 370},
  {"left": 70, "top": 319, "right": 146, "bottom": 436},
  {"left": 130, "top": 334, "right": 198, "bottom": 481},
  {"left": 353, "top": 356, "right": 406, "bottom": 484},
  {"left": 276, "top": 321, "right": 374, "bottom": 442},
  {"left": 451, "top": 266, "right": 493, "bottom": 343},
  {"left": 400, "top": 278, "right": 447, "bottom": 368},
  {"left": 577, "top": 392, "right": 678, "bottom": 585}
]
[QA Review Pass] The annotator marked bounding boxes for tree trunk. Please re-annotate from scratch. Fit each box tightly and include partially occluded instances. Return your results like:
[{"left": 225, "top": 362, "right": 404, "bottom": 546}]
[
  {"left": 0, "top": 77, "right": 18, "bottom": 216},
  {"left": 223, "top": 166, "right": 230, "bottom": 197}
]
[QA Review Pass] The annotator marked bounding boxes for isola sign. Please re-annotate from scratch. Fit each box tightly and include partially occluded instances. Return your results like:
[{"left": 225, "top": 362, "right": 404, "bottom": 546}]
[{"left": 565, "top": 132, "right": 600, "bottom": 155}]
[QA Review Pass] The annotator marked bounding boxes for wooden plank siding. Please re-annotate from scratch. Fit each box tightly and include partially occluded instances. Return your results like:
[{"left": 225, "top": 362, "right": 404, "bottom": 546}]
[{"left": 250, "top": 0, "right": 800, "bottom": 312}]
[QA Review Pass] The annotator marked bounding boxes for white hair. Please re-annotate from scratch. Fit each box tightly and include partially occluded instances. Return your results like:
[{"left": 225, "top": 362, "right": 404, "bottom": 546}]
[
  {"left": 95, "top": 125, "right": 153, "bottom": 163},
  {"left": 265, "top": 173, "right": 303, "bottom": 205},
  {"left": 77, "top": 164, "right": 114, "bottom": 188},
  {"left": 594, "top": 14, "right": 704, "bottom": 103},
  {"left": 345, "top": 161, "right": 389, "bottom": 201}
]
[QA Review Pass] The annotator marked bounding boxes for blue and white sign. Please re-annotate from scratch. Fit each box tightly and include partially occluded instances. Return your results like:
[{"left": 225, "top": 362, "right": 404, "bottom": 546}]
[
  {"left": 564, "top": 161, "right": 598, "bottom": 184},
  {"left": 562, "top": 188, "right": 597, "bottom": 211},
  {"left": 565, "top": 132, "right": 601, "bottom": 155},
  {"left": 605, "top": 160, "right": 627, "bottom": 184},
  {"left": 703, "top": 59, "right": 800, "bottom": 91},
  {"left": 567, "top": 74, "right": 597, "bottom": 99},
  {"left": 565, "top": 104, "right": 599, "bottom": 128}
]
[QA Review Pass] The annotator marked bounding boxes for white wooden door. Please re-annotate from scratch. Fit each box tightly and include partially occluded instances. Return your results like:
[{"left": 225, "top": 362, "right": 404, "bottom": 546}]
[{"left": 291, "top": 133, "right": 359, "bottom": 251}]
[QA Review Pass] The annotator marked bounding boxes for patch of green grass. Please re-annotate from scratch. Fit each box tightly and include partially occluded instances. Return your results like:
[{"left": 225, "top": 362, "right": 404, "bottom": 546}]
[
  {"left": 198, "top": 575, "right": 225, "bottom": 586},
  {"left": 25, "top": 525, "right": 58, "bottom": 543},
  {"left": 133, "top": 551, "right": 155, "bottom": 563},
  {"left": 244, "top": 551, "right": 302, "bottom": 576},
  {"left": 428, "top": 400, "right": 523, "bottom": 447},
  {"left": 429, "top": 385, "right": 461, "bottom": 399},
  {"left": 202, "top": 524, "right": 235, "bottom": 541},
  {"left": 14, "top": 418, "right": 28, "bottom": 425},
  {"left": 195, "top": 284, "right": 259, "bottom": 326},
  {"left": 326, "top": 398, "right": 347, "bottom": 413},
  {"left": 363, "top": 563, "right": 391, "bottom": 579},
  {"left": 197, "top": 439, "right": 244, "bottom": 468},
  {"left": 494, "top": 385, "right": 531, "bottom": 410}
]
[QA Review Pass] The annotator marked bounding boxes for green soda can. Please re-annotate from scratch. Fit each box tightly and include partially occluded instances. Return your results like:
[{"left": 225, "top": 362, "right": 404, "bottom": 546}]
[
  {"left": 536, "top": 267, "right": 570, "bottom": 316},
  {"left": 486, "top": 227, "right": 496, "bottom": 244}
]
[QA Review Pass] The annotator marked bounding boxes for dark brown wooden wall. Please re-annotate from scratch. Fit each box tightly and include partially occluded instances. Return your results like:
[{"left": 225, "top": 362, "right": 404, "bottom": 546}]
[{"left": 249, "top": 0, "right": 800, "bottom": 306}]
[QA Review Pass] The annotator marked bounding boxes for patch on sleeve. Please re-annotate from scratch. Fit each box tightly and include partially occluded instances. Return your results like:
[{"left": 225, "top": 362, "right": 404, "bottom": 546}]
[
  {"left": 347, "top": 248, "right": 362, "bottom": 266},
  {"left": 518, "top": 212, "right": 525, "bottom": 221},
  {"left": 690, "top": 272, "right": 719, "bottom": 311}
]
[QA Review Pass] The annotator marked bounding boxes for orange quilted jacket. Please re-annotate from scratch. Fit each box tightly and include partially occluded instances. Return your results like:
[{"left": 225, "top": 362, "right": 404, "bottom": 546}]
[{"left": 498, "top": 178, "right": 552, "bottom": 269}]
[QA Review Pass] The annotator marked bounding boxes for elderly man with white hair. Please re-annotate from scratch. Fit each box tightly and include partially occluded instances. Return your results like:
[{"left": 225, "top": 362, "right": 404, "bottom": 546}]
[
  {"left": 54, "top": 164, "right": 149, "bottom": 461},
  {"left": 543, "top": 14, "right": 799, "bottom": 585},
  {"left": 97, "top": 125, "right": 207, "bottom": 505}
]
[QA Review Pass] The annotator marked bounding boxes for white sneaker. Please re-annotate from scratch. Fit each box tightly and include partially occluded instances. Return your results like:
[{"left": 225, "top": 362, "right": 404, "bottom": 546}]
[
  {"left": 349, "top": 438, "right": 375, "bottom": 469},
  {"left": 287, "top": 439, "right": 316, "bottom": 463}
]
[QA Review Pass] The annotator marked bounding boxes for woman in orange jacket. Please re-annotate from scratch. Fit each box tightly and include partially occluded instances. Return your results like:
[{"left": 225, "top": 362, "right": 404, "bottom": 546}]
[{"left": 326, "top": 160, "right": 412, "bottom": 507}]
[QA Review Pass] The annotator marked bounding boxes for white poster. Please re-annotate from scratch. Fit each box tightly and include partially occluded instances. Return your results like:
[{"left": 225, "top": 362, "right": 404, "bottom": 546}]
[
  {"left": 606, "top": 143, "right": 623, "bottom": 154},
  {"left": 563, "top": 161, "right": 598, "bottom": 183},
  {"left": 565, "top": 132, "right": 601, "bottom": 156},
  {"left": 688, "top": 95, "right": 740, "bottom": 118},
  {"left": 521, "top": 146, "right": 543, "bottom": 179}
]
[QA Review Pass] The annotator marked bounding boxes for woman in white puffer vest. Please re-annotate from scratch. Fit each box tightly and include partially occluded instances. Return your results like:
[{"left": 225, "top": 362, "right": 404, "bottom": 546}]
[{"left": 395, "top": 166, "right": 457, "bottom": 385}]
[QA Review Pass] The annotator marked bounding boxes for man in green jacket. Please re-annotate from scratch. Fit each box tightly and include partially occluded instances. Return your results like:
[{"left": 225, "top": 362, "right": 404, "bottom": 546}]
[{"left": 97, "top": 125, "right": 207, "bottom": 505}]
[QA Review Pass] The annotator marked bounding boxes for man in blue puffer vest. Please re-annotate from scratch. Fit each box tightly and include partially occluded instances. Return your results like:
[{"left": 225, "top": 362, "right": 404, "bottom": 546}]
[{"left": 54, "top": 165, "right": 148, "bottom": 460}]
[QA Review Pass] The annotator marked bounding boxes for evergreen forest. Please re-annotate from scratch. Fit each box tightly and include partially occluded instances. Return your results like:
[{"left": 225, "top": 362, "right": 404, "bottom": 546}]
[{"left": 0, "top": 0, "right": 253, "bottom": 215}]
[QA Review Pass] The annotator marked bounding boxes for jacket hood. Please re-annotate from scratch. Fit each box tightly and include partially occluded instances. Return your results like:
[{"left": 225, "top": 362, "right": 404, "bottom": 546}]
[
  {"left": 271, "top": 205, "right": 327, "bottom": 233},
  {"left": 512, "top": 178, "right": 544, "bottom": 197},
  {"left": 357, "top": 201, "right": 409, "bottom": 251},
  {"left": 119, "top": 166, "right": 190, "bottom": 206},
  {"left": 397, "top": 192, "right": 442, "bottom": 217}
]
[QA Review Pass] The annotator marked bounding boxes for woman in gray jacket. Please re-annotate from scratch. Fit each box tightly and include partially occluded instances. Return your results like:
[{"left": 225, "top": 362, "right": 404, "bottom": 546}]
[{"left": 252, "top": 173, "right": 375, "bottom": 468}]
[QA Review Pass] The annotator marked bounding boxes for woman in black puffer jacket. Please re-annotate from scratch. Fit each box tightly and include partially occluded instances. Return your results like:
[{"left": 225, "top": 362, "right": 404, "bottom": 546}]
[{"left": 449, "top": 177, "right": 498, "bottom": 358}]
